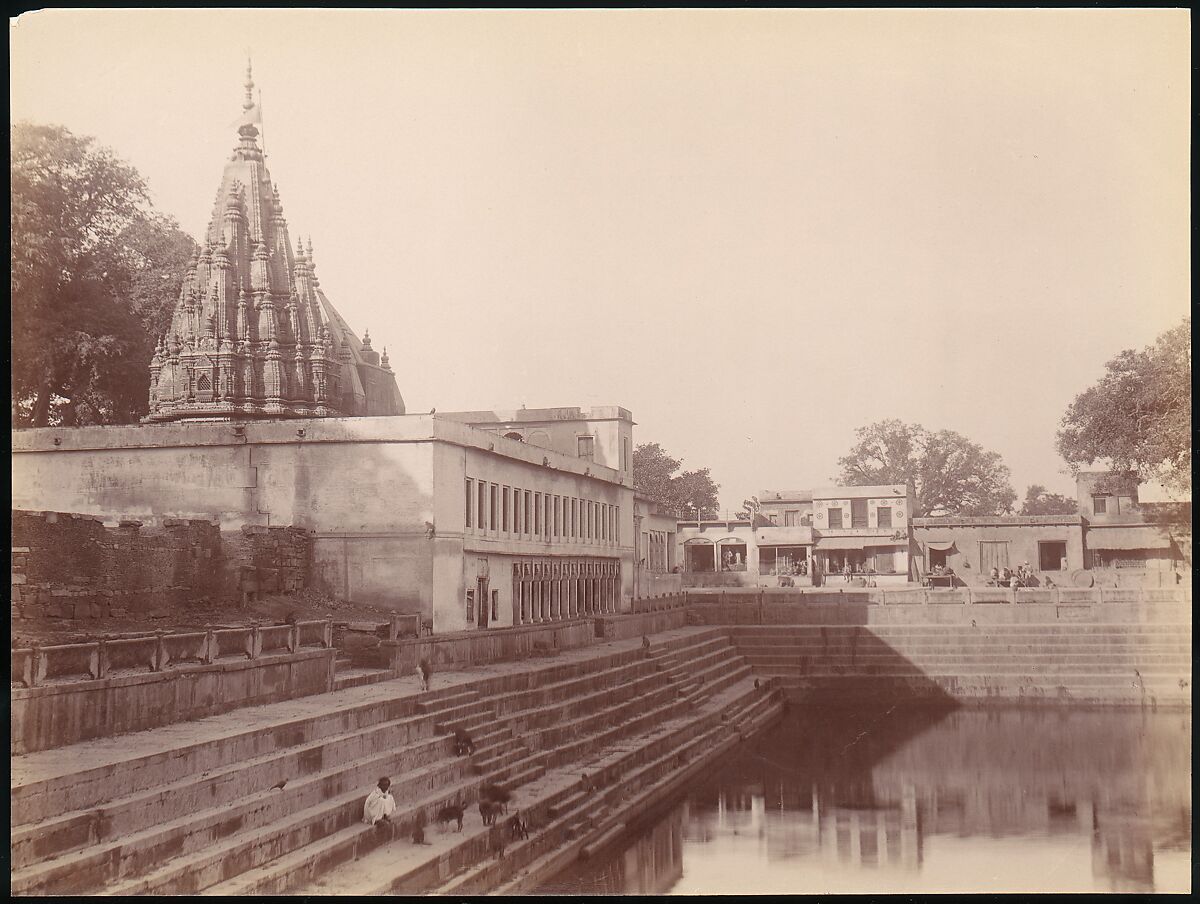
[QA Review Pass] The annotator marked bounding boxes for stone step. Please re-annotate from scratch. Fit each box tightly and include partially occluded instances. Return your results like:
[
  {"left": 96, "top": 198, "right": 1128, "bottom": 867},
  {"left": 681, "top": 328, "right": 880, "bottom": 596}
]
[
  {"left": 737, "top": 643, "right": 1193, "bottom": 654},
  {"left": 752, "top": 666, "right": 1189, "bottom": 684},
  {"left": 415, "top": 688, "right": 481, "bottom": 714},
  {"left": 471, "top": 744, "right": 530, "bottom": 778},
  {"left": 724, "top": 624, "right": 1185, "bottom": 629},
  {"left": 9, "top": 679, "right": 478, "bottom": 829},
  {"left": 10, "top": 704, "right": 447, "bottom": 872},
  {"left": 201, "top": 744, "right": 547, "bottom": 898},
  {"left": 529, "top": 679, "right": 688, "bottom": 761},
  {"left": 12, "top": 630, "right": 724, "bottom": 894},
  {"left": 332, "top": 667, "right": 395, "bottom": 691},
  {"left": 431, "top": 701, "right": 494, "bottom": 734},
  {"left": 16, "top": 733, "right": 474, "bottom": 896},
  {"left": 507, "top": 660, "right": 690, "bottom": 737},
  {"left": 741, "top": 656, "right": 1191, "bottom": 673},
  {"left": 486, "top": 682, "right": 781, "bottom": 895},
  {"left": 732, "top": 637, "right": 1194, "bottom": 649}
]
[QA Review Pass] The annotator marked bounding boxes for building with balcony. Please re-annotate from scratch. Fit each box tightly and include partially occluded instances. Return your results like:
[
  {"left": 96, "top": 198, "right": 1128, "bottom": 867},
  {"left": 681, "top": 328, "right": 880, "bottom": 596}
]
[
  {"left": 676, "top": 484, "right": 916, "bottom": 587},
  {"left": 810, "top": 485, "right": 915, "bottom": 584}
]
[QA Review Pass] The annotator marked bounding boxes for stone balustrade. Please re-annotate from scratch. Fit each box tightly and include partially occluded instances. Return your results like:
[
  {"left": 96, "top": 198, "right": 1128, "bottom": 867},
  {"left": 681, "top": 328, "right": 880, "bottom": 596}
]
[
  {"left": 10, "top": 619, "right": 334, "bottom": 689},
  {"left": 685, "top": 586, "right": 1189, "bottom": 608},
  {"left": 630, "top": 592, "right": 686, "bottom": 614}
]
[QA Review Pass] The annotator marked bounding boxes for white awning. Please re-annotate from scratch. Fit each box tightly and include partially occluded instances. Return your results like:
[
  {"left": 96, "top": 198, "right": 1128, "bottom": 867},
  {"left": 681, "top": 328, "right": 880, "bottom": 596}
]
[
  {"left": 816, "top": 537, "right": 906, "bottom": 551},
  {"left": 1087, "top": 527, "right": 1174, "bottom": 551}
]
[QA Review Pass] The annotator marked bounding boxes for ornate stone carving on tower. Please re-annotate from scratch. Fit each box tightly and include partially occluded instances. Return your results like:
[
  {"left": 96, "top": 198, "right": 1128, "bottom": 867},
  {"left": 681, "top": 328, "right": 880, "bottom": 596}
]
[{"left": 146, "top": 63, "right": 405, "bottom": 423}]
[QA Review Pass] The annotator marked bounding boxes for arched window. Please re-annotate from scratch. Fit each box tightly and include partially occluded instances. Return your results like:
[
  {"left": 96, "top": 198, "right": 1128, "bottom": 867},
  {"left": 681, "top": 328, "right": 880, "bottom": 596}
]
[{"left": 504, "top": 431, "right": 525, "bottom": 442}]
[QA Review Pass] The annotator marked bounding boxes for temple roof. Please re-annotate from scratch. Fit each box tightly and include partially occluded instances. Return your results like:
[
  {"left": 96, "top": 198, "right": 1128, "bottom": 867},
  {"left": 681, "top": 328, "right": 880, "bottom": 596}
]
[{"left": 146, "top": 63, "right": 403, "bottom": 422}]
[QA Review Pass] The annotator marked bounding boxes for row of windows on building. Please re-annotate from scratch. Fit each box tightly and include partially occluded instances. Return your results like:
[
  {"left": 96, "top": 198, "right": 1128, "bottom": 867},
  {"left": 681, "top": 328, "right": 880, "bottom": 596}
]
[
  {"left": 825, "top": 504, "right": 895, "bottom": 530},
  {"left": 464, "top": 558, "right": 621, "bottom": 626},
  {"left": 1091, "top": 495, "right": 1135, "bottom": 516},
  {"left": 465, "top": 477, "right": 620, "bottom": 546},
  {"left": 765, "top": 504, "right": 897, "bottom": 529}
]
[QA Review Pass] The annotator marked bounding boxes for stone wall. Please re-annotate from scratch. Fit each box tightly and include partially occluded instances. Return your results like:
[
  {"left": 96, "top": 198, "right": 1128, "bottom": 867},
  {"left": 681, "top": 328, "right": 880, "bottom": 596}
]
[
  {"left": 10, "top": 647, "right": 335, "bottom": 755},
  {"left": 10, "top": 510, "right": 311, "bottom": 621}
]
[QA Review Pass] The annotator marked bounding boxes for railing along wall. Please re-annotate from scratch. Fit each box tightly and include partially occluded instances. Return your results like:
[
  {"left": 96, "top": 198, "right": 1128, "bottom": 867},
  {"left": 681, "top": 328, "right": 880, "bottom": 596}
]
[
  {"left": 683, "top": 586, "right": 1189, "bottom": 607},
  {"left": 630, "top": 593, "right": 687, "bottom": 614},
  {"left": 11, "top": 619, "right": 335, "bottom": 689}
]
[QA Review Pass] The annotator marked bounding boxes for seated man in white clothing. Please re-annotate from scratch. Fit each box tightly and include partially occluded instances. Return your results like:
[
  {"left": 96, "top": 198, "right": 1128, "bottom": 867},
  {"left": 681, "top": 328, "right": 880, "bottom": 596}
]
[{"left": 363, "top": 777, "right": 397, "bottom": 840}]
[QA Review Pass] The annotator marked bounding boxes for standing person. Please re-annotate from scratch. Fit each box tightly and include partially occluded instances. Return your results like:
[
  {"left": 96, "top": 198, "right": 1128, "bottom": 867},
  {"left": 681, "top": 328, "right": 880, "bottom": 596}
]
[
  {"left": 363, "top": 777, "right": 396, "bottom": 839},
  {"left": 990, "top": 566, "right": 1000, "bottom": 585},
  {"left": 843, "top": 561, "right": 852, "bottom": 583},
  {"left": 417, "top": 657, "right": 432, "bottom": 692}
]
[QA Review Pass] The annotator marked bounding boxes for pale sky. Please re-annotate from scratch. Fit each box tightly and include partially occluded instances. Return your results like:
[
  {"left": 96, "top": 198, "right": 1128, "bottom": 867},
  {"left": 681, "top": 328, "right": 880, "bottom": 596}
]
[{"left": 10, "top": 9, "right": 1191, "bottom": 510}]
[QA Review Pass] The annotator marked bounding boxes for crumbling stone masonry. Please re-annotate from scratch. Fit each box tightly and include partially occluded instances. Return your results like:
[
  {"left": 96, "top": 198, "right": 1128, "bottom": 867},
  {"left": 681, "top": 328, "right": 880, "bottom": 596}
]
[{"left": 10, "top": 510, "right": 312, "bottom": 621}]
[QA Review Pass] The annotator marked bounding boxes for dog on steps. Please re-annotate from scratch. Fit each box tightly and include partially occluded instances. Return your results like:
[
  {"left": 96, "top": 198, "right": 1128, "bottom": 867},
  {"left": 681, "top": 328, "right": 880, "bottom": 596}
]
[
  {"left": 479, "top": 798, "right": 503, "bottom": 826},
  {"left": 436, "top": 799, "right": 465, "bottom": 832},
  {"left": 453, "top": 728, "right": 476, "bottom": 757},
  {"left": 480, "top": 782, "right": 512, "bottom": 814}
]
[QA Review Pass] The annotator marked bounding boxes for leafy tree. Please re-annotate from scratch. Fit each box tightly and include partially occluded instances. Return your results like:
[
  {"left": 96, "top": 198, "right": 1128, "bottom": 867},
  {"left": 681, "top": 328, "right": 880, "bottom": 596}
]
[
  {"left": 737, "top": 496, "right": 760, "bottom": 520},
  {"left": 11, "top": 122, "right": 197, "bottom": 426},
  {"left": 1020, "top": 484, "right": 1079, "bottom": 516},
  {"left": 632, "top": 442, "right": 721, "bottom": 519},
  {"left": 836, "top": 420, "right": 1017, "bottom": 517},
  {"left": 1056, "top": 319, "right": 1191, "bottom": 494}
]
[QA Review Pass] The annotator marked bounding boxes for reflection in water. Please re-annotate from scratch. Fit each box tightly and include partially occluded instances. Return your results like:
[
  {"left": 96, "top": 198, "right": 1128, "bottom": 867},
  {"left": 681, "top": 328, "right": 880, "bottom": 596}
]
[{"left": 537, "top": 706, "right": 1191, "bottom": 895}]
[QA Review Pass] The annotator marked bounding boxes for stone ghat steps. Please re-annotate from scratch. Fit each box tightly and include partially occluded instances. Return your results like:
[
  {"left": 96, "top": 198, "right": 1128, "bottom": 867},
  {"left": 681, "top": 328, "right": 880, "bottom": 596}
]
[
  {"left": 484, "top": 681, "right": 785, "bottom": 896},
  {"left": 730, "top": 629, "right": 1195, "bottom": 643},
  {"left": 332, "top": 667, "right": 396, "bottom": 691},
  {"left": 10, "top": 629, "right": 738, "bottom": 897},
  {"left": 748, "top": 662, "right": 1190, "bottom": 681},
  {"left": 731, "top": 633, "right": 1194, "bottom": 646},
  {"left": 778, "top": 675, "right": 1190, "bottom": 706},
  {"left": 8, "top": 699, "right": 451, "bottom": 874},
  {"left": 200, "top": 751, "right": 547, "bottom": 896},
  {"left": 733, "top": 643, "right": 1193, "bottom": 658},
  {"left": 378, "top": 678, "right": 783, "bottom": 896},
  {"left": 11, "top": 691, "right": 504, "bottom": 896},
  {"left": 206, "top": 631, "right": 746, "bottom": 897},
  {"left": 739, "top": 655, "right": 1190, "bottom": 674},
  {"left": 728, "top": 622, "right": 1192, "bottom": 632},
  {"left": 10, "top": 681, "right": 471, "bottom": 829}
]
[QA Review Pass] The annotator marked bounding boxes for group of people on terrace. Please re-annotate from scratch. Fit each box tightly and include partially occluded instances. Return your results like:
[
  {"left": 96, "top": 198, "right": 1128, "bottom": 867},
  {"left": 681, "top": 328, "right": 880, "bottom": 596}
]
[{"left": 987, "top": 562, "right": 1050, "bottom": 589}]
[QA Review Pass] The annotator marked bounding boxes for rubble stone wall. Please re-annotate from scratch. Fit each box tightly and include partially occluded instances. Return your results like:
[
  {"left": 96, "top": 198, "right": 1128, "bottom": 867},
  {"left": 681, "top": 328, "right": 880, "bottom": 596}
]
[{"left": 10, "top": 510, "right": 311, "bottom": 621}]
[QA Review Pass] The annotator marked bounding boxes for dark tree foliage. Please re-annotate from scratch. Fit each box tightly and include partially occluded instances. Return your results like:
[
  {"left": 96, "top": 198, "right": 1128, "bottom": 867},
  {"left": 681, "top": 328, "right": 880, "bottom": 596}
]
[
  {"left": 632, "top": 442, "right": 721, "bottom": 519},
  {"left": 1057, "top": 320, "right": 1191, "bottom": 494},
  {"left": 1019, "top": 484, "right": 1080, "bottom": 516},
  {"left": 836, "top": 420, "right": 1018, "bottom": 517},
  {"left": 11, "top": 122, "right": 197, "bottom": 426}
]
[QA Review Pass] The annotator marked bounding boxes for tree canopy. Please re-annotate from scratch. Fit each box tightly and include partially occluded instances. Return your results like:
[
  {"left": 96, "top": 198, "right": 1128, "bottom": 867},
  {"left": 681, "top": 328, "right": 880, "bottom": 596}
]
[
  {"left": 835, "top": 420, "right": 1017, "bottom": 517},
  {"left": 11, "top": 122, "right": 197, "bottom": 426},
  {"left": 1019, "top": 484, "right": 1079, "bottom": 516},
  {"left": 632, "top": 442, "right": 721, "bottom": 519},
  {"left": 1056, "top": 319, "right": 1191, "bottom": 494}
]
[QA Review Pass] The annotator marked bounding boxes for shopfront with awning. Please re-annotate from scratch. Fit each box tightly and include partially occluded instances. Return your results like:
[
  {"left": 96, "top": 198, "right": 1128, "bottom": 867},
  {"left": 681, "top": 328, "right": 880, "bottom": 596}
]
[
  {"left": 1085, "top": 525, "right": 1181, "bottom": 569},
  {"left": 921, "top": 538, "right": 957, "bottom": 569},
  {"left": 814, "top": 535, "right": 908, "bottom": 577}
]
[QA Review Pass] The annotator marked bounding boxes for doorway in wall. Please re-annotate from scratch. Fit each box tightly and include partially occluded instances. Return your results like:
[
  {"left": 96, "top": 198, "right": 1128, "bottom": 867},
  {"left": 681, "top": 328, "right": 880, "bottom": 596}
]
[
  {"left": 477, "top": 577, "right": 490, "bottom": 628},
  {"left": 1038, "top": 541, "right": 1067, "bottom": 572}
]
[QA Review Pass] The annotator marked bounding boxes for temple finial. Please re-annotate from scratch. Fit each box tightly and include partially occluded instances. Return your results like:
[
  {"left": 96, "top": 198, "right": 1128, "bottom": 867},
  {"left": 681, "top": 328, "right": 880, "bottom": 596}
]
[{"left": 243, "top": 56, "right": 255, "bottom": 112}]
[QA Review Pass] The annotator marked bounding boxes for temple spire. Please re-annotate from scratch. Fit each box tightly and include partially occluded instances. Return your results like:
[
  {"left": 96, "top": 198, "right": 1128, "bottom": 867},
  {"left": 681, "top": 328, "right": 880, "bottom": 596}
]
[
  {"left": 144, "top": 63, "right": 405, "bottom": 422},
  {"left": 243, "top": 57, "right": 255, "bottom": 112}
]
